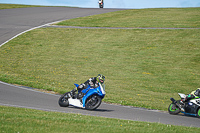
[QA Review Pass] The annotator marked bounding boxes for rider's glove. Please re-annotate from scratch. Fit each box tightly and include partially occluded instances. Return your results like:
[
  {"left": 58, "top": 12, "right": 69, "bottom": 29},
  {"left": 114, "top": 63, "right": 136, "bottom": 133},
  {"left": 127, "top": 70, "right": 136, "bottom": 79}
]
[{"left": 78, "top": 84, "right": 83, "bottom": 89}]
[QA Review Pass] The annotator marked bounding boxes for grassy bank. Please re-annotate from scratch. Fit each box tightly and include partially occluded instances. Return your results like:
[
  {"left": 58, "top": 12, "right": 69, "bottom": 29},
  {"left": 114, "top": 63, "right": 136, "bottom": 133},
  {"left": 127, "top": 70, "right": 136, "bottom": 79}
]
[
  {"left": 1, "top": 27, "right": 199, "bottom": 110},
  {"left": 0, "top": 4, "right": 43, "bottom": 10},
  {"left": 57, "top": 8, "right": 200, "bottom": 28},
  {"left": 1, "top": 106, "right": 199, "bottom": 132},
  {"left": 0, "top": 7, "right": 200, "bottom": 111}
]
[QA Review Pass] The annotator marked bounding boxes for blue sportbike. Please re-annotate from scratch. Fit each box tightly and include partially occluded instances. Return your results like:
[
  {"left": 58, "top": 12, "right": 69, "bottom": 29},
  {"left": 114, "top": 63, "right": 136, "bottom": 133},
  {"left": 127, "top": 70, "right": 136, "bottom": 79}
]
[{"left": 58, "top": 83, "right": 106, "bottom": 110}]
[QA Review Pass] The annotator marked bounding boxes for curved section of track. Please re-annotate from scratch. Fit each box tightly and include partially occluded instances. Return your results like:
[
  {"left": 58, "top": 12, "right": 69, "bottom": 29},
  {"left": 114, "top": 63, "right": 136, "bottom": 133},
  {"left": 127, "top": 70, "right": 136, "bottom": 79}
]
[
  {"left": 0, "top": 7, "right": 122, "bottom": 47},
  {"left": 0, "top": 7, "right": 200, "bottom": 128},
  {"left": 0, "top": 81, "right": 200, "bottom": 127}
]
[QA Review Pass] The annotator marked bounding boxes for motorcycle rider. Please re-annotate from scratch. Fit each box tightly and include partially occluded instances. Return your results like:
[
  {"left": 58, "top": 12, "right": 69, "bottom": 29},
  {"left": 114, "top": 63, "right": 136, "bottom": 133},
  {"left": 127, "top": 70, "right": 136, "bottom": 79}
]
[
  {"left": 99, "top": 0, "right": 103, "bottom": 3},
  {"left": 99, "top": 0, "right": 103, "bottom": 8},
  {"left": 179, "top": 88, "right": 200, "bottom": 111},
  {"left": 70, "top": 74, "right": 105, "bottom": 98}
]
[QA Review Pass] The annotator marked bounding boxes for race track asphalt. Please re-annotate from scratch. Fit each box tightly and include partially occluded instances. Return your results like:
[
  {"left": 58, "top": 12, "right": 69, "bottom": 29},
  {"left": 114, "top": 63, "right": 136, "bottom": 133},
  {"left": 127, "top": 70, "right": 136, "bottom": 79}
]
[
  {"left": 0, "top": 7, "right": 122, "bottom": 46},
  {"left": 1, "top": 81, "right": 200, "bottom": 127},
  {"left": 0, "top": 7, "right": 200, "bottom": 128}
]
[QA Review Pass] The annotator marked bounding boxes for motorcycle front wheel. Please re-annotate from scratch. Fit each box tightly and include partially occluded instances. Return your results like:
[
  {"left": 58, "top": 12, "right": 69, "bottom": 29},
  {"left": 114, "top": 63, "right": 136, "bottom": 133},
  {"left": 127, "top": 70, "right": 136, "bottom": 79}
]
[
  {"left": 168, "top": 103, "right": 181, "bottom": 115},
  {"left": 58, "top": 92, "right": 69, "bottom": 107},
  {"left": 85, "top": 95, "right": 102, "bottom": 110},
  {"left": 99, "top": 4, "right": 103, "bottom": 8},
  {"left": 197, "top": 108, "right": 200, "bottom": 118}
]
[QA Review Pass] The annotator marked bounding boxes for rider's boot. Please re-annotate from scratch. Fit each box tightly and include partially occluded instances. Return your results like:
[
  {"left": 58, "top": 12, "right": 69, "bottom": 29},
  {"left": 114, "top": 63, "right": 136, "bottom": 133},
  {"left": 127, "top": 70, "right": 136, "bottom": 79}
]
[
  {"left": 70, "top": 88, "right": 77, "bottom": 98},
  {"left": 179, "top": 99, "right": 186, "bottom": 112},
  {"left": 181, "top": 108, "right": 185, "bottom": 112},
  {"left": 174, "top": 100, "right": 185, "bottom": 112}
]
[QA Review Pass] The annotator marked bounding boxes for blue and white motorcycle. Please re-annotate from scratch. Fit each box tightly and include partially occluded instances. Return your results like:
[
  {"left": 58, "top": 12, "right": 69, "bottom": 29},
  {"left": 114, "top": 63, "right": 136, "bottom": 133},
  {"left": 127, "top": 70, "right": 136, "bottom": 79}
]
[{"left": 58, "top": 83, "right": 106, "bottom": 110}]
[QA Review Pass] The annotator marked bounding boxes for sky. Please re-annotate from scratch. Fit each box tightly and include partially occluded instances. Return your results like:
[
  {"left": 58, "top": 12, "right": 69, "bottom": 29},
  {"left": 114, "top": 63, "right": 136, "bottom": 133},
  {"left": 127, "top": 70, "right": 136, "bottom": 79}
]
[{"left": 0, "top": 0, "right": 200, "bottom": 9}]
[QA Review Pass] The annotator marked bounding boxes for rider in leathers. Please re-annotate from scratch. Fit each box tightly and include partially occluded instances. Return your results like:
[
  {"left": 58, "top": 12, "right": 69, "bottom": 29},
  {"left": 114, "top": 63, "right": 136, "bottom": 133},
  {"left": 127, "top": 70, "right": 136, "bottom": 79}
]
[
  {"left": 180, "top": 88, "right": 200, "bottom": 111},
  {"left": 70, "top": 74, "right": 105, "bottom": 98}
]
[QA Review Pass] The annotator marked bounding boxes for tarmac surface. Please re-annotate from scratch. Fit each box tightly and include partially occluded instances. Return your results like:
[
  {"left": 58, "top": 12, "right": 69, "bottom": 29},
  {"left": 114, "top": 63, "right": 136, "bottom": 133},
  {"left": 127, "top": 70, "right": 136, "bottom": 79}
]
[
  {"left": 0, "top": 7, "right": 122, "bottom": 46},
  {"left": 0, "top": 7, "right": 200, "bottom": 127}
]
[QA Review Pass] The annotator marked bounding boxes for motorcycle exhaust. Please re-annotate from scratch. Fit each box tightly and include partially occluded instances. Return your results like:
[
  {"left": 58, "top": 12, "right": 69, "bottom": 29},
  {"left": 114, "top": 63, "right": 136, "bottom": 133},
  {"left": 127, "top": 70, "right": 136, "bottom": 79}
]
[
  {"left": 170, "top": 98, "right": 176, "bottom": 103},
  {"left": 170, "top": 98, "right": 182, "bottom": 109}
]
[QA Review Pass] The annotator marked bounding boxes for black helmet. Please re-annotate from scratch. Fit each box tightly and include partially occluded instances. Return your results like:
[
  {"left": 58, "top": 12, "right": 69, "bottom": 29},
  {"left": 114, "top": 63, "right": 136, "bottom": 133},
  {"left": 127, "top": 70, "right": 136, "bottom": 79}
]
[
  {"left": 194, "top": 89, "right": 200, "bottom": 96},
  {"left": 96, "top": 74, "right": 105, "bottom": 84}
]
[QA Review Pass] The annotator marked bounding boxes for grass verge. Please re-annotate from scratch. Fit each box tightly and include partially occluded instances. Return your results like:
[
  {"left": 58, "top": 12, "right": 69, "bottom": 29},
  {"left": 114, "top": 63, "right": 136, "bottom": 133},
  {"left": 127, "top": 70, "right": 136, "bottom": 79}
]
[
  {"left": 0, "top": 27, "right": 199, "bottom": 110},
  {"left": 57, "top": 8, "right": 200, "bottom": 28},
  {"left": 1, "top": 106, "right": 199, "bottom": 132},
  {"left": 0, "top": 4, "right": 43, "bottom": 10}
]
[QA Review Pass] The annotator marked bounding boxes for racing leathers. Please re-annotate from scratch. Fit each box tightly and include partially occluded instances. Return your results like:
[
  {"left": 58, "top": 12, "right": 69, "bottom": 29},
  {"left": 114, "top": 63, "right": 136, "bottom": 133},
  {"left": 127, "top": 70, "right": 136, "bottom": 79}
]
[
  {"left": 178, "top": 88, "right": 200, "bottom": 112},
  {"left": 70, "top": 77, "right": 100, "bottom": 98},
  {"left": 181, "top": 89, "right": 200, "bottom": 103},
  {"left": 78, "top": 77, "right": 100, "bottom": 90}
]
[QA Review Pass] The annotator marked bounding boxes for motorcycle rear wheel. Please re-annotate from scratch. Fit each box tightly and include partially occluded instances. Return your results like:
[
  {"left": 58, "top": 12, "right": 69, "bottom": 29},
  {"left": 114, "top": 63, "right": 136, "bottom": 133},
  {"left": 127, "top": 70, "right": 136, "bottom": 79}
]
[
  {"left": 58, "top": 92, "right": 69, "bottom": 107},
  {"left": 168, "top": 103, "right": 181, "bottom": 115},
  {"left": 85, "top": 95, "right": 101, "bottom": 110}
]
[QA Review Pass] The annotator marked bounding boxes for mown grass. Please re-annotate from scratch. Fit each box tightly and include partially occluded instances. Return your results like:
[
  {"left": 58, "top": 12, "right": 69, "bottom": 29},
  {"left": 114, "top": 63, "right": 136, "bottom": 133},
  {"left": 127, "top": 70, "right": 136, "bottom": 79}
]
[
  {"left": 0, "top": 4, "right": 43, "bottom": 10},
  {"left": 0, "top": 6, "right": 200, "bottom": 131},
  {"left": 0, "top": 7, "right": 200, "bottom": 111},
  {"left": 1, "top": 106, "right": 199, "bottom": 133},
  {"left": 0, "top": 27, "right": 199, "bottom": 110},
  {"left": 57, "top": 8, "right": 200, "bottom": 28}
]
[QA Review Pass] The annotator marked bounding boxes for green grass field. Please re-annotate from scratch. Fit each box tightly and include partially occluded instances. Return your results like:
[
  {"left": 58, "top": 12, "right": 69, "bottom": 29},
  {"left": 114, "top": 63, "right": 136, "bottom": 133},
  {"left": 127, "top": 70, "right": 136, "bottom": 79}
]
[
  {"left": 0, "top": 4, "right": 43, "bottom": 9},
  {"left": 0, "top": 4, "right": 200, "bottom": 131},
  {"left": 57, "top": 8, "right": 200, "bottom": 28},
  {"left": 1, "top": 27, "right": 199, "bottom": 110},
  {"left": 1, "top": 7, "right": 200, "bottom": 111},
  {"left": 1, "top": 106, "right": 199, "bottom": 132}
]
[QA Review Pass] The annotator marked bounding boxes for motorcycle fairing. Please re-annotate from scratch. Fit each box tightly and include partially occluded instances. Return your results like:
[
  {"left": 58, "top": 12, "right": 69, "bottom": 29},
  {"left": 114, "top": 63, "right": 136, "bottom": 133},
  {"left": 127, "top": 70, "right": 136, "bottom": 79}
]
[
  {"left": 184, "top": 102, "right": 198, "bottom": 114},
  {"left": 182, "top": 99, "right": 200, "bottom": 116},
  {"left": 68, "top": 98, "right": 83, "bottom": 108},
  {"left": 182, "top": 112, "right": 197, "bottom": 116},
  {"left": 72, "top": 83, "right": 105, "bottom": 108},
  {"left": 178, "top": 93, "right": 186, "bottom": 99},
  {"left": 81, "top": 83, "right": 105, "bottom": 107},
  {"left": 177, "top": 93, "right": 200, "bottom": 114},
  {"left": 74, "top": 83, "right": 79, "bottom": 87}
]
